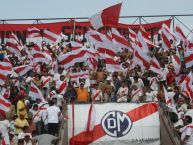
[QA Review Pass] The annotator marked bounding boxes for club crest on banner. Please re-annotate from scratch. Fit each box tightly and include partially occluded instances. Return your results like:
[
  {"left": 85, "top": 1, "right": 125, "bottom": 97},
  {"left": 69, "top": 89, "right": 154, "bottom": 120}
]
[{"left": 101, "top": 110, "right": 132, "bottom": 138}]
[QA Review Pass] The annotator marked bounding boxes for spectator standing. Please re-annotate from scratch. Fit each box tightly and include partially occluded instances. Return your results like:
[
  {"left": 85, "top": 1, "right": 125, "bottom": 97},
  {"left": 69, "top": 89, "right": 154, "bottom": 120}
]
[{"left": 46, "top": 100, "right": 61, "bottom": 136}]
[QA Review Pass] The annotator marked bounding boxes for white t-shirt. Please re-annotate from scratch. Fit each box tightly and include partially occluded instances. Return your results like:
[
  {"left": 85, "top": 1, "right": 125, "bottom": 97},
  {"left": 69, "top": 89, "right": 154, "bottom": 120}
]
[
  {"left": 41, "top": 76, "right": 52, "bottom": 89},
  {"left": 0, "top": 120, "right": 10, "bottom": 145},
  {"left": 46, "top": 105, "right": 60, "bottom": 123},
  {"left": 130, "top": 77, "right": 144, "bottom": 91},
  {"left": 180, "top": 123, "right": 193, "bottom": 145},
  {"left": 32, "top": 110, "right": 43, "bottom": 123}
]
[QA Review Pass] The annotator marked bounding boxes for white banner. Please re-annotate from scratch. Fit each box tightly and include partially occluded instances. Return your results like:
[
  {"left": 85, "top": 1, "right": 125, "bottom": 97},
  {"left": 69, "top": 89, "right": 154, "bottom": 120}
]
[{"left": 67, "top": 103, "right": 160, "bottom": 145}]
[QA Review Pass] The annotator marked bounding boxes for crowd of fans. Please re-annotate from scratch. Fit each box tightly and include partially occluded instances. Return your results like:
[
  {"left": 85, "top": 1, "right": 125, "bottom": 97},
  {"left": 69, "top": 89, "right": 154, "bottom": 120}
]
[{"left": 0, "top": 26, "right": 193, "bottom": 145}]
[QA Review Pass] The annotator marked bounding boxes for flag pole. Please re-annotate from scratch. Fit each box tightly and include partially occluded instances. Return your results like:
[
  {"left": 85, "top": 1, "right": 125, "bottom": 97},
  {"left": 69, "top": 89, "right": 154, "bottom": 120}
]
[{"left": 72, "top": 19, "right": 76, "bottom": 41}]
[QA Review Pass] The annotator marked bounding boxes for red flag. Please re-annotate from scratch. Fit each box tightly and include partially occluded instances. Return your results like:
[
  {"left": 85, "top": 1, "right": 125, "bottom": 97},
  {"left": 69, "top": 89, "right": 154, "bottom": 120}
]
[{"left": 89, "top": 3, "right": 122, "bottom": 30}]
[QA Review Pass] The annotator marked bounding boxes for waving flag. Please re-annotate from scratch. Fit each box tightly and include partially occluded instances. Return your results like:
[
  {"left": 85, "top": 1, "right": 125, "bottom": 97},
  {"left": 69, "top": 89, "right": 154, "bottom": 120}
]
[
  {"left": 58, "top": 48, "right": 97, "bottom": 69},
  {"left": 111, "top": 28, "right": 133, "bottom": 52},
  {"left": 105, "top": 56, "right": 125, "bottom": 72},
  {"left": 140, "top": 26, "right": 155, "bottom": 48},
  {"left": 14, "top": 65, "right": 33, "bottom": 76},
  {"left": 0, "top": 95, "right": 11, "bottom": 113},
  {"left": 149, "top": 56, "right": 162, "bottom": 75},
  {"left": 133, "top": 47, "right": 151, "bottom": 69},
  {"left": 184, "top": 50, "right": 193, "bottom": 68},
  {"left": 27, "top": 27, "right": 41, "bottom": 38},
  {"left": 43, "top": 29, "right": 59, "bottom": 44},
  {"left": 128, "top": 28, "right": 137, "bottom": 43},
  {"left": 136, "top": 31, "right": 149, "bottom": 53},
  {"left": 89, "top": 3, "right": 122, "bottom": 30},
  {"left": 70, "top": 41, "right": 83, "bottom": 50},
  {"left": 180, "top": 72, "right": 193, "bottom": 98},
  {"left": 175, "top": 25, "right": 187, "bottom": 42},
  {"left": 29, "top": 82, "right": 46, "bottom": 102}
]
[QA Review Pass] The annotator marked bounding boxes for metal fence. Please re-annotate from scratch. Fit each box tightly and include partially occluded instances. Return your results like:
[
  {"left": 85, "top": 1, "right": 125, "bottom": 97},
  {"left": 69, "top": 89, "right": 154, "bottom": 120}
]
[{"left": 0, "top": 14, "right": 193, "bottom": 34}]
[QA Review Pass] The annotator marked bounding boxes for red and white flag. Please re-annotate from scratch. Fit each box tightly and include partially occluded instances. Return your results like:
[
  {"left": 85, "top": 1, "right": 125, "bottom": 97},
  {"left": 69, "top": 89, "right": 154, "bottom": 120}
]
[
  {"left": 29, "top": 82, "right": 46, "bottom": 102},
  {"left": 70, "top": 41, "right": 83, "bottom": 50},
  {"left": 182, "top": 90, "right": 192, "bottom": 100},
  {"left": 14, "top": 65, "right": 33, "bottom": 76},
  {"left": 27, "top": 27, "right": 41, "bottom": 38},
  {"left": 133, "top": 47, "right": 151, "bottom": 69},
  {"left": 128, "top": 28, "right": 137, "bottom": 43},
  {"left": 149, "top": 56, "right": 162, "bottom": 75},
  {"left": 58, "top": 48, "right": 97, "bottom": 69},
  {"left": 6, "top": 39, "right": 21, "bottom": 56},
  {"left": 43, "top": 29, "right": 59, "bottom": 44},
  {"left": 105, "top": 56, "right": 125, "bottom": 72},
  {"left": 187, "top": 40, "right": 193, "bottom": 51},
  {"left": 0, "top": 62, "right": 12, "bottom": 75},
  {"left": 136, "top": 31, "right": 149, "bottom": 53},
  {"left": 184, "top": 50, "right": 193, "bottom": 68},
  {"left": 85, "top": 29, "right": 118, "bottom": 57},
  {"left": 32, "top": 51, "right": 52, "bottom": 65},
  {"left": 0, "top": 95, "right": 11, "bottom": 112},
  {"left": 180, "top": 72, "right": 193, "bottom": 98},
  {"left": 162, "top": 29, "right": 172, "bottom": 51},
  {"left": 87, "top": 57, "right": 98, "bottom": 70},
  {"left": 175, "top": 25, "right": 187, "bottom": 42},
  {"left": 140, "top": 27, "right": 155, "bottom": 48},
  {"left": 111, "top": 28, "right": 133, "bottom": 52},
  {"left": 89, "top": 3, "right": 122, "bottom": 30}
]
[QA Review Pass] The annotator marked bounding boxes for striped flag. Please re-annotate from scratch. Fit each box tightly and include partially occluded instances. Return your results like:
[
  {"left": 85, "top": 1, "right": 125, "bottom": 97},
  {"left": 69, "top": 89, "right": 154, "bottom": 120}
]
[
  {"left": 29, "top": 82, "right": 46, "bottom": 102},
  {"left": 58, "top": 48, "right": 97, "bottom": 69},
  {"left": 43, "top": 29, "right": 59, "bottom": 44},
  {"left": 89, "top": 3, "right": 122, "bottom": 30},
  {"left": 184, "top": 50, "right": 193, "bottom": 68},
  {"left": 111, "top": 28, "right": 133, "bottom": 52},
  {"left": 105, "top": 56, "right": 125, "bottom": 72},
  {"left": 133, "top": 47, "right": 151, "bottom": 69},
  {"left": 70, "top": 41, "right": 83, "bottom": 50},
  {"left": 149, "top": 56, "right": 162, "bottom": 75},
  {"left": 27, "top": 27, "right": 41, "bottom": 38},
  {"left": 14, "top": 65, "right": 33, "bottom": 76},
  {"left": 175, "top": 25, "right": 187, "bottom": 42},
  {"left": 0, "top": 95, "right": 11, "bottom": 113}
]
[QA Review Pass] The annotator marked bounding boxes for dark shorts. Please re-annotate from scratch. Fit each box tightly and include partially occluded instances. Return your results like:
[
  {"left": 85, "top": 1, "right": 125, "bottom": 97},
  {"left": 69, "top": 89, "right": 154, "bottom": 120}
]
[{"left": 48, "top": 123, "right": 59, "bottom": 135}]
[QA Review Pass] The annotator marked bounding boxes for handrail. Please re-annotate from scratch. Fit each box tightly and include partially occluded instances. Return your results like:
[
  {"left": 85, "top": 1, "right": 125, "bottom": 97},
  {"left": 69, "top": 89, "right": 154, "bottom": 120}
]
[
  {"left": 160, "top": 108, "right": 181, "bottom": 145},
  {"left": 0, "top": 14, "right": 193, "bottom": 22}
]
